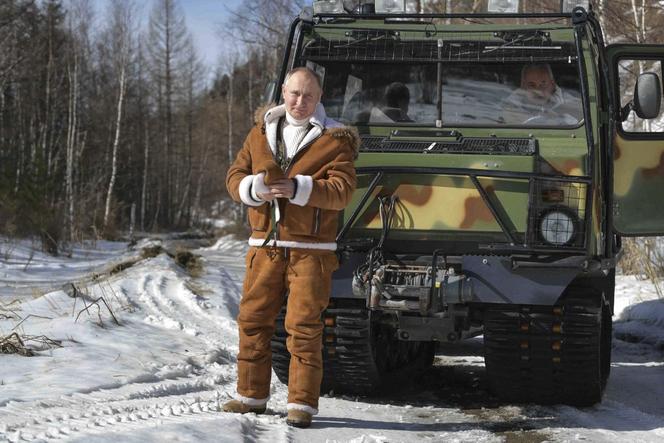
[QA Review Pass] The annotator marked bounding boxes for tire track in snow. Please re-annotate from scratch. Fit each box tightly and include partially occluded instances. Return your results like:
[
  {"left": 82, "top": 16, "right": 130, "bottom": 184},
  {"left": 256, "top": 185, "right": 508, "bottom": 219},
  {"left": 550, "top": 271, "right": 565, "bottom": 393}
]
[
  {"left": 0, "top": 240, "right": 290, "bottom": 442},
  {"left": 0, "top": 371, "right": 291, "bottom": 442}
]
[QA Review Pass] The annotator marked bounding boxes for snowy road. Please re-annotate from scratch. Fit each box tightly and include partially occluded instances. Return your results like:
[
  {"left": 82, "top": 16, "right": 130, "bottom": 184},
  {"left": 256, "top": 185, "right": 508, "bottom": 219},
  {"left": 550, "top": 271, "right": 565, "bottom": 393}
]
[{"left": 1, "top": 237, "right": 663, "bottom": 442}]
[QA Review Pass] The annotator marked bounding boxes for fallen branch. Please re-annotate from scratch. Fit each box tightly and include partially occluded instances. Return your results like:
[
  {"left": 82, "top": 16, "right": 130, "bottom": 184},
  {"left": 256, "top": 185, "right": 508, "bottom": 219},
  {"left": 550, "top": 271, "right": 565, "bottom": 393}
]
[
  {"left": 75, "top": 295, "right": 120, "bottom": 327},
  {"left": 0, "top": 332, "right": 34, "bottom": 356},
  {"left": 11, "top": 314, "right": 54, "bottom": 332},
  {"left": 23, "top": 334, "right": 63, "bottom": 350}
]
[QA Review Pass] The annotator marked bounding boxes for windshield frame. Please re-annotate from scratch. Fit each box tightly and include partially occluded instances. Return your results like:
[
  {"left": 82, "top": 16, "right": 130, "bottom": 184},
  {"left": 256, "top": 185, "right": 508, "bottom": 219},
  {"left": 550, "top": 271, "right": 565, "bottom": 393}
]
[{"left": 295, "top": 24, "right": 587, "bottom": 130}]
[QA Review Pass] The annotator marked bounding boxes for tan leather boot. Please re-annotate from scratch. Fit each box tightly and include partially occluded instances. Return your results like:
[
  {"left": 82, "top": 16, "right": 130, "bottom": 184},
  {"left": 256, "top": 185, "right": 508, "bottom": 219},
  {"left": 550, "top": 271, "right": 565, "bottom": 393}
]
[
  {"left": 222, "top": 399, "right": 266, "bottom": 414},
  {"left": 286, "top": 409, "right": 312, "bottom": 428}
]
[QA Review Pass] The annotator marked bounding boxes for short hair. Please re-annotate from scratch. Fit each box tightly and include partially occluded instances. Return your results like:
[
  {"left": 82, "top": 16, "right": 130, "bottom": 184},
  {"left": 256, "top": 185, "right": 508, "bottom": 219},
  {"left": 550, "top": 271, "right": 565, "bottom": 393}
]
[
  {"left": 283, "top": 66, "right": 322, "bottom": 90},
  {"left": 520, "top": 63, "right": 555, "bottom": 86},
  {"left": 385, "top": 82, "right": 410, "bottom": 108}
]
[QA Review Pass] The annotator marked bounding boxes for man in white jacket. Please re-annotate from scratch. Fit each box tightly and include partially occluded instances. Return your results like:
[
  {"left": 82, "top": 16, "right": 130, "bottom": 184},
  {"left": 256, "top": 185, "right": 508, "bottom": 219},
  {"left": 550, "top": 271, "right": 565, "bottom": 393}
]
[{"left": 502, "top": 63, "right": 582, "bottom": 125}]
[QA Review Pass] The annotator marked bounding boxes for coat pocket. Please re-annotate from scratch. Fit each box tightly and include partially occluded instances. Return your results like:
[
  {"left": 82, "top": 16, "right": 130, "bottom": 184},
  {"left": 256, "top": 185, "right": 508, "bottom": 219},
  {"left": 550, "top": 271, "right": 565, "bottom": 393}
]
[
  {"left": 318, "top": 253, "right": 339, "bottom": 276},
  {"left": 247, "top": 206, "right": 269, "bottom": 232},
  {"left": 282, "top": 204, "right": 316, "bottom": 237}
]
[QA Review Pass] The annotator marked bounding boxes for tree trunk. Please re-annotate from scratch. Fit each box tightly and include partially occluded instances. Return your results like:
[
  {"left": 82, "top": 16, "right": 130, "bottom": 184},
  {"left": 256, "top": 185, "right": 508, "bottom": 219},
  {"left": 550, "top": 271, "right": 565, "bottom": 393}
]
[
  {"left": 65, "top": 53, "right": 79, "bottom": 242},
  {"left": 141, "top": 118, "right": 149, "bottom": 232},
  {"left": 103, "top": 66, "right": 127, "bottom": 230}
]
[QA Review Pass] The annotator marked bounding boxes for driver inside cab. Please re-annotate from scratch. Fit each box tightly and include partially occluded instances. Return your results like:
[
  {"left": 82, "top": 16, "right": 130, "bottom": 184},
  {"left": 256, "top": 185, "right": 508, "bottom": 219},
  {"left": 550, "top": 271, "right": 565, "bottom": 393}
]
[{"left": 501, "top": 63, "right": 582, "bottom": 125}]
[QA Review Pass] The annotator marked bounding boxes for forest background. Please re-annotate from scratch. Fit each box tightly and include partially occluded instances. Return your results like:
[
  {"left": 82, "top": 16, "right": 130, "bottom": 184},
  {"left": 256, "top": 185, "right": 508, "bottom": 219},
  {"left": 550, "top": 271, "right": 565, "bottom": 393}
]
[{"left": 0, "top": 0, "right": 663, "bottom": 256}]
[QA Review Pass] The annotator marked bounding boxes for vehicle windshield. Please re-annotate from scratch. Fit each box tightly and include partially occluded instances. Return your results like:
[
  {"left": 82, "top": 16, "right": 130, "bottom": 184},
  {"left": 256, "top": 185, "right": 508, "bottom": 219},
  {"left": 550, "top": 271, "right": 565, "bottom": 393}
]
[{"left": 314, "top": 61, "right": 583, "bottom": 127}]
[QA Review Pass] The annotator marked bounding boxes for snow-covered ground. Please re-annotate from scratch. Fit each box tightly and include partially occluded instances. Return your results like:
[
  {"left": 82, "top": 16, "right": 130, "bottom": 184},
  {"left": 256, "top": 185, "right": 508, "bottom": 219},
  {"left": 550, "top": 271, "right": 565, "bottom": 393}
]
[{"left": 1, "top": 236, "right": 663, "bottom": 442}]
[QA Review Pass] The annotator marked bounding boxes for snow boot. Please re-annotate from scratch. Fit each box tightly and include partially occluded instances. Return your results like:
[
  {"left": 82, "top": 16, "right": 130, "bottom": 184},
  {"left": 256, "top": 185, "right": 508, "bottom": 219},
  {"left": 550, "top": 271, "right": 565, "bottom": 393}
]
[
  {"left": 286, "top": 409, "right": 312, "bottom": 428},
  {"left": 222, "top": 399, "right": 266, "bottom": 415}
]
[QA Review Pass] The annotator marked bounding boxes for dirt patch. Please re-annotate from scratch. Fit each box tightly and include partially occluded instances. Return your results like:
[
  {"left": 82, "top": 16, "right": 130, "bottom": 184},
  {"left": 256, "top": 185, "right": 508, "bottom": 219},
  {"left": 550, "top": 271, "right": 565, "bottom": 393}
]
[
  {"left": 140, "top": 244, "right": 165, "bottom": 259},
  {"left": 175, "top": 249, "right": 203, "bottom": 277},
  {"left": 109, "top": 258, "right": 140, "bottom": 275}
]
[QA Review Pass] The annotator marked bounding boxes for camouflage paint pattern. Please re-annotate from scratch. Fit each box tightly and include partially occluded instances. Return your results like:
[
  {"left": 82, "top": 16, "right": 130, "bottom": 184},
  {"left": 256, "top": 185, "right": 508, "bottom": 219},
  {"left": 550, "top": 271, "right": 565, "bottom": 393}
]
[{"left": 347, "top": 175, "right": 529, "bottom": 233}]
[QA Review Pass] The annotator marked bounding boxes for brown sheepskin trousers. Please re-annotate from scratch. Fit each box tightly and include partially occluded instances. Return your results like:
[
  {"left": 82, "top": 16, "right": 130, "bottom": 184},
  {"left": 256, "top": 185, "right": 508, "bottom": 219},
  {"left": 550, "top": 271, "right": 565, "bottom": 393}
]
[{"left": 236, "top": 246, "right": 338, "bottom": 410}]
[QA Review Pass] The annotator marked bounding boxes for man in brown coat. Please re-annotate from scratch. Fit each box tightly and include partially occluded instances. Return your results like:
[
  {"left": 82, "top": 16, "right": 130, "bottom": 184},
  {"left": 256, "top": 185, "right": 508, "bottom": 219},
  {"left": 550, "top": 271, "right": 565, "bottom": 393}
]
[{"left": 224, "top": 67, "right": 359, "bottom": 428}]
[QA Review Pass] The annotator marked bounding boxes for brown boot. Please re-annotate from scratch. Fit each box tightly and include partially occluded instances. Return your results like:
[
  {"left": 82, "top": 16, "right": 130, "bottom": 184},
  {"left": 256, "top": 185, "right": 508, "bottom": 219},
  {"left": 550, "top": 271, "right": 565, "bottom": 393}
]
[
  {"left": 286, "top": 409, "right": 312, "bottom": 428},
  {"left": 222, "top": 399, "right": 266, "bottom": 415}
]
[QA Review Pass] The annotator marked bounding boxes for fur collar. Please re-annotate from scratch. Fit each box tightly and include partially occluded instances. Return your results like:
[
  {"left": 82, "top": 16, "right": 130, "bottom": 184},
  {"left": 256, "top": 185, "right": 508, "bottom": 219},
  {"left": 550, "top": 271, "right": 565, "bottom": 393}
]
[
  {"left": 253, "top": 103, "right": 360, "bottom": 158},
  {"left": 326, "top": 126, "right": 361, "bottom": 159},
  {"left": 254, "top": 102, "right": 275, "bottom": 127}
]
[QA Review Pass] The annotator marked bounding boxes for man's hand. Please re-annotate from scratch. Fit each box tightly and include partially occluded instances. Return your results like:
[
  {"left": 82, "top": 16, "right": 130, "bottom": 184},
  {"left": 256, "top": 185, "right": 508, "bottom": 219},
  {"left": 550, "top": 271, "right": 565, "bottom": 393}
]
[
  {"left": 269, "top": 178, "right": 295, "bottom": 199},
  {"left": 257, "top": 178, "right": 295, "bottom": 201}
]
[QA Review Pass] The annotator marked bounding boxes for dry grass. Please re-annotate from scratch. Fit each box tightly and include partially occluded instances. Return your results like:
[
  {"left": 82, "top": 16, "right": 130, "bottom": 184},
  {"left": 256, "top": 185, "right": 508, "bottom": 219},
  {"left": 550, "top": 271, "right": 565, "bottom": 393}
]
[
  {"left": 0, "top": 332, "right": 63, "bottom": 357},
  {"left": 109, "top": 258, "right": 140, "bottom": 275},
  {"left": 0, "top": 333, "right": 33, "bottom": 356},
  {"left": 175, "top": 249, "right": 204, "bottom": 277},
  {"left": 619, "top": 237, "right": 664, "bottom": 297},
  {"left": 140, "top": 244, "right": 165, "bottom": 259}
]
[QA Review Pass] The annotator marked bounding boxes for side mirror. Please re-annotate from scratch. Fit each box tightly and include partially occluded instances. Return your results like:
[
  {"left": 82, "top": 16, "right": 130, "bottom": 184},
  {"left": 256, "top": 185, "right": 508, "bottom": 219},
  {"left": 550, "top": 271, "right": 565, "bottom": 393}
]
[
  {"left": 633, "top": 71, "right": 662, "bottom": 119},
  {"left": 263, "top": 80, "right": 277, "bottom": 104}
]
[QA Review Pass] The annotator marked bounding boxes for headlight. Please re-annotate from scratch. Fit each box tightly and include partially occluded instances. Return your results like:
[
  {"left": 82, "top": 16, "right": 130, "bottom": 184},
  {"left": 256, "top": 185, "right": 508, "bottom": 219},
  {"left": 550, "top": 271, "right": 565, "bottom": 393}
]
[
  {"left": 313, "top": 0, "right": 345, "bottom": 14},
  {"left": 539, "top": 209, "right": 577, "bottom": 246},
  {"left": 376, "top": 0, "right": 404, "bottom": 13},
  {"left": 561, "top": 1, "right": 589, "bottom": 13},
  {"left": 487, "top": 0, "right": 519, "bottom": 13}
]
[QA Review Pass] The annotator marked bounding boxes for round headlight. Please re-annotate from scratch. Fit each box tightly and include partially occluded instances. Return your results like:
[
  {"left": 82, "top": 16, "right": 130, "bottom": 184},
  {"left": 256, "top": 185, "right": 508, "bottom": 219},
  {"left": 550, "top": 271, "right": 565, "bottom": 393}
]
[{"left": 539, "top": 209, "right": 576, "bottom": 246}]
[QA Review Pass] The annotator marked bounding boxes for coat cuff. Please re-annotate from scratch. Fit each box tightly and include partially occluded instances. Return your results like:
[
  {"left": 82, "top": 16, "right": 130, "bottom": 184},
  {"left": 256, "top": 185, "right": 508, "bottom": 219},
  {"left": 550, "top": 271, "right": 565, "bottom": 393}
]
[
  {"left": 289, "top": 175, "right": 313, "bottom": 206},
  {"left": 239, "top": 174, "right": 264, "bottom": 207},
  {"left": 251, "top": 173, "right": 270, "bottom": 202}
]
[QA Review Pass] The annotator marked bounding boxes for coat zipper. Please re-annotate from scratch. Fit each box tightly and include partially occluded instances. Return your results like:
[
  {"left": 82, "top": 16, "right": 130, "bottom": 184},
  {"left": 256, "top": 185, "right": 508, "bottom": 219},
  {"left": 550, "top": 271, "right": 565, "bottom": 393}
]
[
  {"left": 284, "top": 136, "right": 318, "bottom": 174},
  {"left": 312, "top": 208, "right": 321, "bottom": 235}
]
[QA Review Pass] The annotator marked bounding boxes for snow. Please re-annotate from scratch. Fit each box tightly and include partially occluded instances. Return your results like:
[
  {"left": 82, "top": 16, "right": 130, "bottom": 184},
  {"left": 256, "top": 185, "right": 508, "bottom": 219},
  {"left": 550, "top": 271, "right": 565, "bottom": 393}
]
[{"left": 1, "top": 235, "right": 664, "bottom": 442}]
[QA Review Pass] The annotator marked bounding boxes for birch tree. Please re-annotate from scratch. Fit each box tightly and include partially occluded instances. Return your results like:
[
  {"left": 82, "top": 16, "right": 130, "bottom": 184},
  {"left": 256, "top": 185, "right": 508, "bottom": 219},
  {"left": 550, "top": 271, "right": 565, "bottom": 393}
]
[{"left": 102, "top": 0, "right": 135, "bottom": 231}]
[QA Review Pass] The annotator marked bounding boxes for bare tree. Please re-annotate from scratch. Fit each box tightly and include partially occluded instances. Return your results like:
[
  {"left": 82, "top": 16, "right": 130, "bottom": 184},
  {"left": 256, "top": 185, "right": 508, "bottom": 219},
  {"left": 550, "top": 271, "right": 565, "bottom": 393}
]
[
  {"left": 64, "top": 0, "right": 94, "bottom": 242},
  {"left": 174, "top": 35, "right": 205, "bottom": 227},
  {"left": 220, "top": 0, "right": 304, "bottom": 50},
  {"left": 147, "top": 0, "right": 190, "bottom": 226},
  {"left": 102, "top": 0, "right": 136, "bottom": 231}
]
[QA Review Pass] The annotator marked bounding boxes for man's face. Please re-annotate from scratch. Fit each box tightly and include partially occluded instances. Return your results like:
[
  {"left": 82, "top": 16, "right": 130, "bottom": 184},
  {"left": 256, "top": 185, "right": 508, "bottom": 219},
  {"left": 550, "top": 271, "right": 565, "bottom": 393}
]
[
  {"left": 282, "top": 71, "right": 322, "bottom": 120},
  {"left": 522, "top": 68, "right": 556, "bottom": 104}
]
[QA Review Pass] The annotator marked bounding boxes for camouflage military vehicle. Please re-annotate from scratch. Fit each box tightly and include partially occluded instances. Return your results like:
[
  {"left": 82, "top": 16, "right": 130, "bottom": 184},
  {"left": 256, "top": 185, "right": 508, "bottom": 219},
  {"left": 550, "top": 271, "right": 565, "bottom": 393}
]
[{"left": 269, "top": 1, "right": 664, "bottom": 406}]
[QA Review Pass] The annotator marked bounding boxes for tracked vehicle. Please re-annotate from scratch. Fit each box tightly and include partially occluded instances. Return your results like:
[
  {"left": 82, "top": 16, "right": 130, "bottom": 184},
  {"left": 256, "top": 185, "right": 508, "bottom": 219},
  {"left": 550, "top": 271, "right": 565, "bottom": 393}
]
[{"left": 269, "top": 1, "right": 664, "bottom": 405}]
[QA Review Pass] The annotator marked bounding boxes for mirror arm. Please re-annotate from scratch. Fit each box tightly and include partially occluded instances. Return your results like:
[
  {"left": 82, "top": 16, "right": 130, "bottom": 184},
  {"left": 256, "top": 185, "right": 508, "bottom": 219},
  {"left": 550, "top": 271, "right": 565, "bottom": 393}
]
[{"left": 620, "top": 101, "right": 633, "bottom": 122}]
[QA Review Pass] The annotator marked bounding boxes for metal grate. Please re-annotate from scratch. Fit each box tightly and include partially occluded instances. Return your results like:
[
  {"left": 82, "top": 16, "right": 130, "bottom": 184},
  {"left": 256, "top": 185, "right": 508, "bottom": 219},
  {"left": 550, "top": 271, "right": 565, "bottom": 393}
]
[
  {"left": 359, "top": 135, "right": 385, "bottom": 150},
  {"left": 303, "top": 28, "right": 576, "bottom": 63},
  {"left": 527, "top": 179, "right": 587, "bottom": 249},
  {"left": 360, "top": 135, "right": 537, "bottom": 155}
]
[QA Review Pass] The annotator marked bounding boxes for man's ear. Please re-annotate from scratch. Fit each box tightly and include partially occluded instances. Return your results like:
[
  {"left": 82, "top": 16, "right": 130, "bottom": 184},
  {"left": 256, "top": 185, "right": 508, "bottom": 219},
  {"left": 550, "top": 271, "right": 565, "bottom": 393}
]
[{"left": 281, "top": 84, "right": 287, "bottom": 98}]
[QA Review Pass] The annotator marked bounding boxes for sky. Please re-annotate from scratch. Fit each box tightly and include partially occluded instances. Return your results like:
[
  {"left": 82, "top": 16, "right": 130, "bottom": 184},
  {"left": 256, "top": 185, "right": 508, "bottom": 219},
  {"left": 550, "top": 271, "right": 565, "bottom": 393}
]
[{"left": 91, "top": 0, "right": 244, "bottom": 69}]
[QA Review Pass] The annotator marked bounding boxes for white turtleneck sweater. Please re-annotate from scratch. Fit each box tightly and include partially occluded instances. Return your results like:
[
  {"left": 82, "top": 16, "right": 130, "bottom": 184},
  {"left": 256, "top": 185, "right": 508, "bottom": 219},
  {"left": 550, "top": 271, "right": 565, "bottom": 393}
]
[{"left": 281, "top": 112, "right": 311, "bottom": 161}]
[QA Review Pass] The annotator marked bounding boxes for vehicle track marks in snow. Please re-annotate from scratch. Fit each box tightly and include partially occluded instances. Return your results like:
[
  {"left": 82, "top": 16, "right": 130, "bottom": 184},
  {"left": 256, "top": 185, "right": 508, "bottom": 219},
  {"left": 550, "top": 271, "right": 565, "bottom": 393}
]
[{"left": 1, "top": 383, "right": 235, "bottom": 441}]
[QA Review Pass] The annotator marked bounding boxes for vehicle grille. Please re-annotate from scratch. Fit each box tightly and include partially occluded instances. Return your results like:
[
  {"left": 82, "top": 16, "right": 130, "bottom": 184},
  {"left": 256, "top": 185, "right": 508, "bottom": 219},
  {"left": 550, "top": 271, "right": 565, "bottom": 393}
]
[{"left": 360, "top": 135, "right": 537, "bottom": 155}]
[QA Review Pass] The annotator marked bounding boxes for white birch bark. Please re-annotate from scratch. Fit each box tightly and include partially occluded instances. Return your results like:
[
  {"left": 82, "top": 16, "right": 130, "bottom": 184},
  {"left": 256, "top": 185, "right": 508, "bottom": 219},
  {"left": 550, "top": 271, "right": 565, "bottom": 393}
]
[
  {"left": 103, "top": 66, "right": 126, "bottom": 229},
  {"left": 141, "top": 119, "right": 149, "bottom": 232},
  {"left": 65, "top": 53, "right": 78, "bottom": 242},
  {"left": 227, "top": 64, "right": 234, "bottom": 166}
]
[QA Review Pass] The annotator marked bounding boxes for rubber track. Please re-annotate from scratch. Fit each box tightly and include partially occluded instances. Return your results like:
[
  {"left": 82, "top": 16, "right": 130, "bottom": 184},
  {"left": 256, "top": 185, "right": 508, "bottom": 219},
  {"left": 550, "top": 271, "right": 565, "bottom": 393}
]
[
  {"left": 271, "top": 299, "right": 382, "bottom": 395},
  {"left": 483, "top": 291, "right": 605, "bottom": 406}
]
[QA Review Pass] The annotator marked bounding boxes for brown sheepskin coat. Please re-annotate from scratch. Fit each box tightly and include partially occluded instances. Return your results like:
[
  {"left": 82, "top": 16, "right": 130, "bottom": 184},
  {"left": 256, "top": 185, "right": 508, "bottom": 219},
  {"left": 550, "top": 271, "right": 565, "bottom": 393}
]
[{"left": 226, "top": 103, "right": 360, "bottom": 249}]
